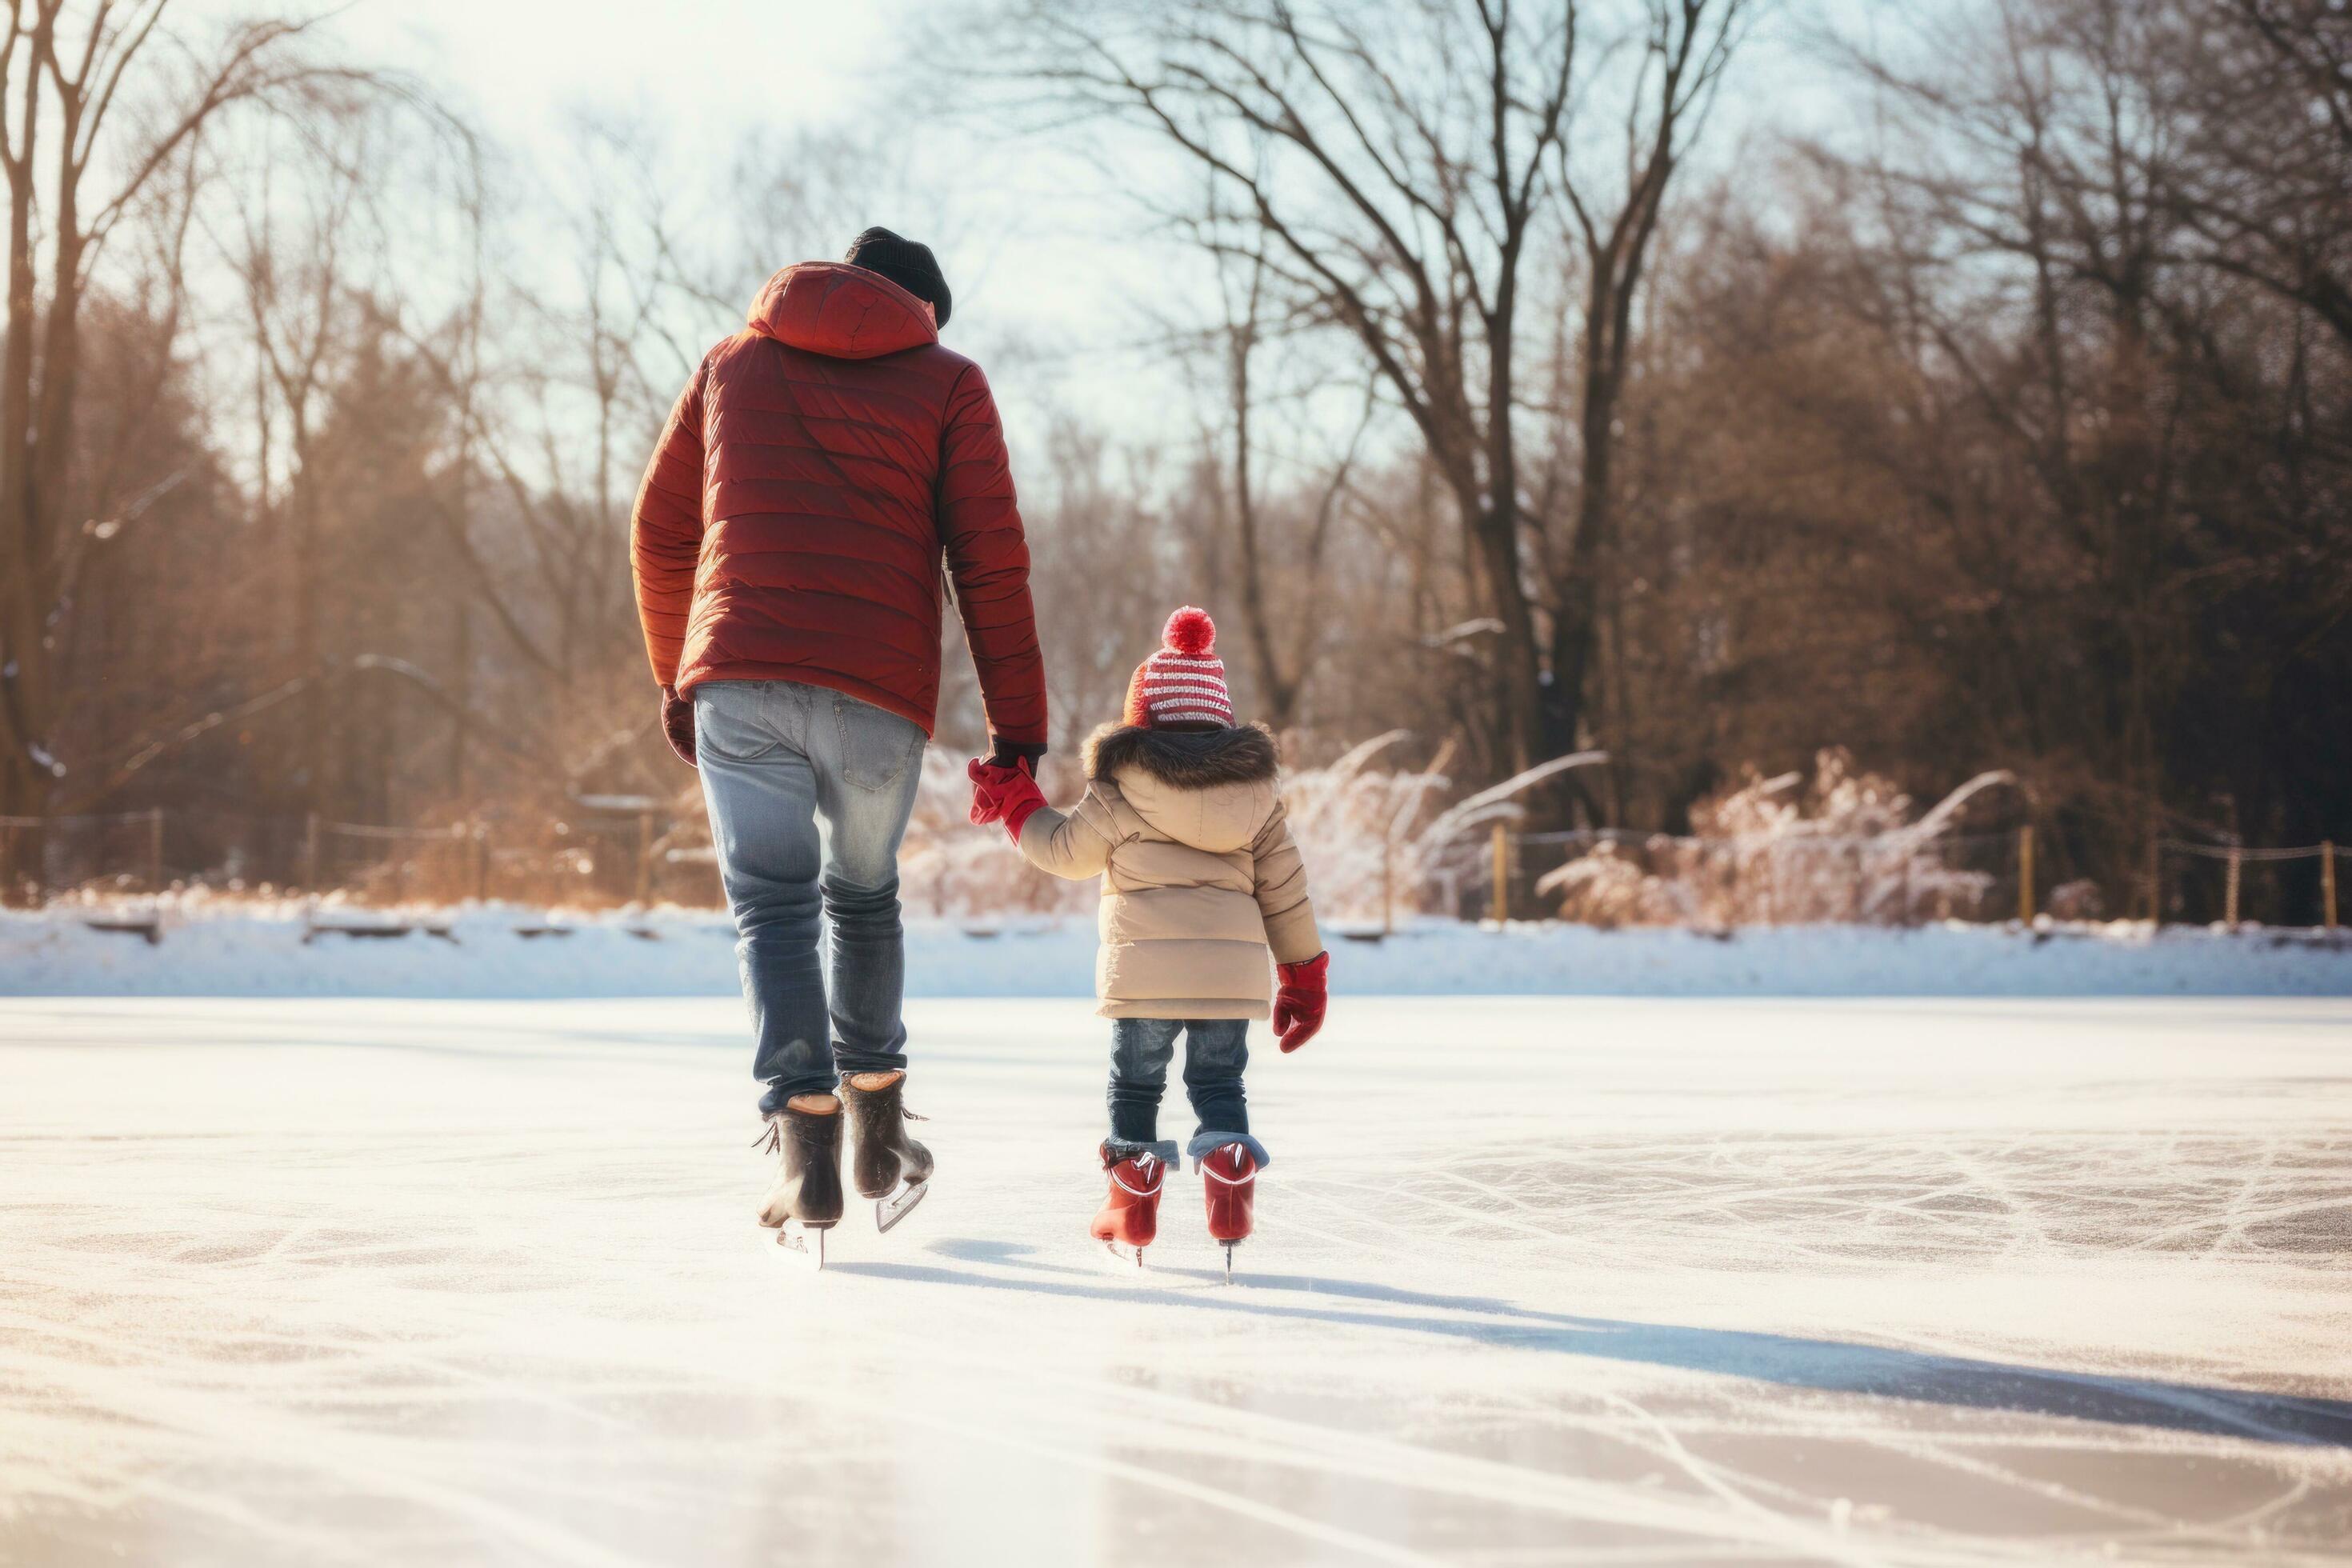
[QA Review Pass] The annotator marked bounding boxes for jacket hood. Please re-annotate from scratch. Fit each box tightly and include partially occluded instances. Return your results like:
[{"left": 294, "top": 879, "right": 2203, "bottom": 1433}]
[
  {"left": 1085, "top": 723, "right": 1280, "bottom": 786},
  {"left": 1084, "top": 723, "right": 1282, "bottom": 855},
  {"left": 748, "top": 262, "right": 938, "bottom": 360}
]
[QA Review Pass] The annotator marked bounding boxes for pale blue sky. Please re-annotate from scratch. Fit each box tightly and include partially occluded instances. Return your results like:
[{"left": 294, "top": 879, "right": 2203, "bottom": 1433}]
[{"left": 164, "top": 0, "right": 1905, "bottom": 458}]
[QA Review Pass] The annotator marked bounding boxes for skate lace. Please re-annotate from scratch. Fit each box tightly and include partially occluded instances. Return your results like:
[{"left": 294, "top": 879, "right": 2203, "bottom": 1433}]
[
  {"left": 846, "top": 1082, "right": 926, "bottom": 1122},
  {"left": 756, "top": 1103, "right": 912, "bottom": 1154},
  {"left": 1109, "top": 1153, "right": 1163, "bottom": 1197},
  {"left": 1202, "top": 1154, "right": 1257, "bottom": 1186}
]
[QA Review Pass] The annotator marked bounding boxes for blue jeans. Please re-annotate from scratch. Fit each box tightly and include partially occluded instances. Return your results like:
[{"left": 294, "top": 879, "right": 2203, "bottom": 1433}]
[
  {"left": 695, "top": 681, "right": 927, "bottom": 1106},
  {"left": 1107, "top": 1018, "right": 1270, "bottom": 1168}
]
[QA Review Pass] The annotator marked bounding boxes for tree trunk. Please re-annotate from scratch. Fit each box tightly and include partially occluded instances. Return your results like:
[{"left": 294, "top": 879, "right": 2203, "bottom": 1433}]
[
  {"left": 1468, "top": 500, "right": 1545, "bottom": 776},
  {"left": 1546, "top": 330, "right": 1624, "bottom": 811},
  {"left": 0, "top": 36, "right": 42, "bottom": 828},
  {"left": 1223, "top": 314, "right": 1282, "bottom": 726}
]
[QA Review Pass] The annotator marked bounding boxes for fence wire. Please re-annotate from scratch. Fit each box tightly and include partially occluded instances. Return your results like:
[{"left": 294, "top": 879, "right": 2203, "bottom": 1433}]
[
  {"left": 0, "top": 809, "right": 2338, "bottom": 929},
  {"left": 1462, "top": 826, "right": 2339, "bottom": 930},
  {"left": 0, "top": 809, "right": 721, "bottom": 911},
  {"left": 2160, "top": 838, "right": 2334, "bottom": 862}
]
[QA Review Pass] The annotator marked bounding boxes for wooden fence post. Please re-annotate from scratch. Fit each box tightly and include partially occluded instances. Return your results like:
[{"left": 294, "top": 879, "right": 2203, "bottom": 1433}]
[
  {"left": 473, "top": 826, "right": 491, "bottom": 904},
  {"left": 1490, "top": 822, "right": 1510, "bottom": 925},
  {"left": 146, "top": 808, "right": 165, "bottom": 893},
  {"left": 635, "top": 812, "right": 655, "bottom": 906},
  {"left": 2224, "top": 847, "right": 2242, "bottom": 928},
  {"left": 302, "top": 812, "right": 321, "bottom": 893},
  {"left": 2323, "top": 842, "right": 2338, "bottom": 933},
  {"left": 1380, "top": 829, "right": 1394, "bottom": 938},
  {"left": 2017, "top": 825, "right": 2034, "bottom": 923},
  {"left": 2146, "top": 835, "right": 2162, "bottom": 924}
]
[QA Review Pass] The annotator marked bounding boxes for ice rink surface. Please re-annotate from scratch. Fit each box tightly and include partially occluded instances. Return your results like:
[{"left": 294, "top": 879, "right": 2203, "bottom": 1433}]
[{"left": 3, "top": 994, "right": 2349, "bottom": 1565}]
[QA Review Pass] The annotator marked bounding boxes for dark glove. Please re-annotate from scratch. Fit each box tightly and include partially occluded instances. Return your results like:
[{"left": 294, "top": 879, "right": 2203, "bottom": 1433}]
[
  {"left": 969, "top": 760, "right": 1046, "bottom": 843},
  {"left": 660, "top": 686, "right": 696, "bottom": 768},
  {"left": 986, "top": 738, "right": 1046, "bottom": 773},
  {"left": 1272, "top": 951, "right": 1329, "bottom": 1054}
]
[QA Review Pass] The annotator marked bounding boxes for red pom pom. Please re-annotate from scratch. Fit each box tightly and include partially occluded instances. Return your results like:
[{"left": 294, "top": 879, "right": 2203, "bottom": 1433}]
[{"left": 1162, "top": 606, "right": 1215, "bottom": 656}]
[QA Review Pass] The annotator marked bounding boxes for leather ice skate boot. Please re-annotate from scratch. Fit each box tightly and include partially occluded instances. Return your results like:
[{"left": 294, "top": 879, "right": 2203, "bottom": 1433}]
[
  {"left": 757, "top": 1098, "right": 844, "bottom": 1262},
  {"left": 1200, "top": 1142, "right": 1258, "bottom": 1281},
  {"left": 840, "top": 1070, "right": 934, "bottom": 1231},
  {"left": 1090, "top": 1142, "right": 1166, "bottom": 1266}
]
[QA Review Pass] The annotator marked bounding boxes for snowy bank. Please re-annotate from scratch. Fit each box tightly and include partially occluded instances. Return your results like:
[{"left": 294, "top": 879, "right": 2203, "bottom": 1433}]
[{"left": 2, "top": 902, "right": 2347, "bottom": 998}]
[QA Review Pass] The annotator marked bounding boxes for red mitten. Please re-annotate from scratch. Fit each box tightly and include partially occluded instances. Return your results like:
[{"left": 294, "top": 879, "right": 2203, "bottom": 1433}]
[
  {"left": 967, "top": 758, "right": 1007, "bottom": 826},
  {"left": 1272, "top": 950, "right": 1329, "bottom": 1054},
  {"left": 968, "top": 760, "right": 1047, "bottom": 842},
  {"left": 660, "top": 686, "right": 696, "bottom": 768},
  {"left": 991, "top": 765, "right": 1048, "bottom": 844}
]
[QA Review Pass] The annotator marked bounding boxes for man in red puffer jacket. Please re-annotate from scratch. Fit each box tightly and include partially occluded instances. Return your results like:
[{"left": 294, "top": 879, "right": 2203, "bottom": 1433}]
[{"left": 630, "top": 228, "right": 1046, "bottom": 1241}]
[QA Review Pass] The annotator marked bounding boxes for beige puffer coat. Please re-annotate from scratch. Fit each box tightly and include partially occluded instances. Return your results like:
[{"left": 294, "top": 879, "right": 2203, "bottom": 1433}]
[{"left": 1015, "top": 724, "right": 1321, "bottom": 1019}]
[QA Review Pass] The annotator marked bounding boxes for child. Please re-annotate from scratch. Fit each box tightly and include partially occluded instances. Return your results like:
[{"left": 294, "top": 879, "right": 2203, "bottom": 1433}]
[{"left": 970, "top": 607, "right": 1329, "bottom": 1270}]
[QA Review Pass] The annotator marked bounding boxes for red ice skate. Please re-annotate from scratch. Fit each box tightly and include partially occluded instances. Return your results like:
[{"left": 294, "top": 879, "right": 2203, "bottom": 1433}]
[
  {"left": 1200, "top": 1142, "right": 1258, "bottom": 1282},
  {"left": 1090, "top": 1143, "right": 1165, "bottom": 1266}
]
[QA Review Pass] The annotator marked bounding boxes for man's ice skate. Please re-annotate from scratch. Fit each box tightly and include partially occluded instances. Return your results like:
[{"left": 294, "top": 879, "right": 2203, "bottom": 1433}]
[
  {"left": 1201, "top": 1142, "right": 1258, "bottom": 1283},
  {"left": 1090, "top": 1142, "right": 1165, "bottom": 1267},
  {"left": 840, "top": 1070, "right": 934, "bottom": 1233},
  {"left": 755, "top": 1098, "right": 845, "bottom": 1268}
]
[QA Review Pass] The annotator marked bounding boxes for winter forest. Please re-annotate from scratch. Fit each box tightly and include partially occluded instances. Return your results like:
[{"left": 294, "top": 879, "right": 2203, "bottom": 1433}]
[{"left": 2, "top": 0, "right": 2348, "bottom": 926}]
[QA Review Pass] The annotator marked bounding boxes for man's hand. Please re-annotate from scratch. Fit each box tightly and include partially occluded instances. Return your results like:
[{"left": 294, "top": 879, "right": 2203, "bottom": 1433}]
[
  {"left": 1273, "top": 951, "right": 1330, "bottom": 1054},
  {"left": 986, "top": 739, "right": 1046, "bottom": 773},
  {"left": 660, "top": 686, "right": 696, "bottom": 768}
]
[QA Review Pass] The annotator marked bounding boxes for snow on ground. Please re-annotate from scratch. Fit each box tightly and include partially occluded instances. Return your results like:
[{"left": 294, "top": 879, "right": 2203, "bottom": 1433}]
[
  {"left": 5, "top": 901, "right": 2352, "bottom": 997},
  {"left": 3, "top": 994, "right": 2349, "bottom": 1565}
]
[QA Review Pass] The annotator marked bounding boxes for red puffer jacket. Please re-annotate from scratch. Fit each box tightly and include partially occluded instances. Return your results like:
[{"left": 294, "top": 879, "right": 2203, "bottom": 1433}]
[{"left": 630, "top": 262, "right": 1047, "bottom": 748}]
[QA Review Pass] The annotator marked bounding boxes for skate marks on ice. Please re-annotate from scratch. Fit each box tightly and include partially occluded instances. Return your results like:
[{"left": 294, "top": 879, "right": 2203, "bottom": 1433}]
[
  {"left": 854, "top": 1237, "right": 2352, "bottom": 1448},
  {"left": 6, "top": 996, "right": 2352, "bottom": 1565},
  {"left": 824, "top": 1243, "right": 2352, "bottom": 1566},
  {"left": 1336, "top": 1130, "right": 2352, "bottom": 1270}
]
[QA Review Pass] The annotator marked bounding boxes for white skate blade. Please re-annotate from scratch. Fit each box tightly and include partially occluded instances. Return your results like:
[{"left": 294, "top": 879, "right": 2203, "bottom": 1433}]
[
  {"left": 772, "top": 1222, "right": 830, "bottom": 1270},
  {"left": 1098, "top": 1239, "right": 1148, "bottom": 1271},
  {"left": 1222, "top": 1242, "right": 1238, "bottom": 1284},
  {"left": 874, "top": 1179, "right": 928, "bottom": 1234}
]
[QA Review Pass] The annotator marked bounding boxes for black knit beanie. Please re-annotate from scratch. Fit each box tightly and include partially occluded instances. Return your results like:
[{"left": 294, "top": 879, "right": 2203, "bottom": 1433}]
[{"left": 842, "top": 226, "right": 952, "bottom": 328}]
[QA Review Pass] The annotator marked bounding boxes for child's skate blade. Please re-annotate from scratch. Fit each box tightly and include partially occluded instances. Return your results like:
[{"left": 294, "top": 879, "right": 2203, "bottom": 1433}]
[
  {"left": 1098, "top": 1238, "right": 1149, "bottom": 1271},
  {"left": 1222, "top": 1241, "right": 1238, "bottom": 1283},
  {"left": 874, "top": 1178, "right": 929, "bottom": 1234},
  {"left": 772, "top": 1221, "right": 834, "bottom": 1270}
]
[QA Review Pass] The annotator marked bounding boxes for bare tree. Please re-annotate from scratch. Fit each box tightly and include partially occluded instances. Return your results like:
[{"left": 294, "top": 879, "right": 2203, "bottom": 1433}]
[
  {"left": 2156, "top": 0, "right": 2352, "bottom": 348},
  {"left": 1182, "top": 235, "right": 1375, "bottom": 729},
  {"left": 970, "top": 0, "right": 1750, "bottom": 784},
  {"left": 0, "top": 0, "right": 332, "bottom": 825}
]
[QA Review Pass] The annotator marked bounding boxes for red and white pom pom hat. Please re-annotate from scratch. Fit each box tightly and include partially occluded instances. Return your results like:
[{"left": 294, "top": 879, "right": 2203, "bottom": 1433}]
[{"left": 1125, "top": 606, "right": 1234, "bottom": 729}]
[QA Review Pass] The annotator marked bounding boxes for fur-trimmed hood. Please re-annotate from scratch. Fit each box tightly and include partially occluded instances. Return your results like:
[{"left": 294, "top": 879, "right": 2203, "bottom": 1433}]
[
  {"left": 1082, "top": 722, "right": 1279, "bottom": 786},
  {"left": 1082, "top": 723, "right": 1282, "bottom": 856}
]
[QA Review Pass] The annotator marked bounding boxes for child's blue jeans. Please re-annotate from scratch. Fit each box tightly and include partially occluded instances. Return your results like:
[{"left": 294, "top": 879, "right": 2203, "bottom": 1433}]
[{"left": 1106, "top": 1018, "right": 1271, "bottom": 1168}]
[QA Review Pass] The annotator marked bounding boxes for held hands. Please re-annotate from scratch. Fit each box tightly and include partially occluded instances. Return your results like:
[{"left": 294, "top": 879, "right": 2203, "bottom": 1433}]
[
  {"left": 1273, "top": 950, "right": 1330, "bottom": 1054},
  {"left": 966, "top": 744, "right": 1042, "bottom": 825},
  {"left": 967, "top": 758, "right": 1046, "bottom": 844},
  {"left": 966, "top": 757, "right": 1017, "bottom": 825}
]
